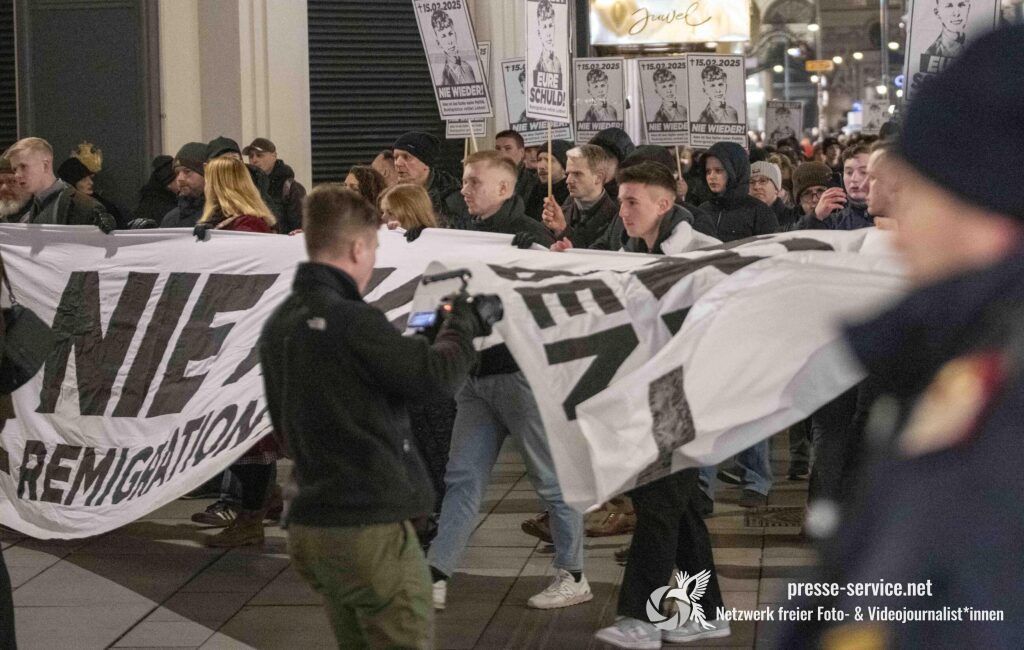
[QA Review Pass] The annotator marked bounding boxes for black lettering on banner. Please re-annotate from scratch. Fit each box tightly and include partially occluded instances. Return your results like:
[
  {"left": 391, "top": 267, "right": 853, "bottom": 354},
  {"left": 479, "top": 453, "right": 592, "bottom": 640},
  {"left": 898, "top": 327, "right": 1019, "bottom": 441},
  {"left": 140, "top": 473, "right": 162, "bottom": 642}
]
[
  {"left": 488, "top": 264, "right": 585, "bottom": 282},
  {"left": 131, "top": 441, "right": 166, "bottom": 499},
  {"left": 17, "top": 440, "right": 47, "bottom": 499},
  {"left": 364, "top": 268, "right": 396, "bottom": 295},
  {"left": 222, "top": 347, "right": 260, "bottom": 386},
  {"left": 66, "top": 447, "right": 116, "bottom": 506},
  {"left": 111, "top": 447, "right": 153, "bottom": 504},
  {"left": 661, "top": 308, "right": 690, "bottom": 336},
  {"left": 40, "top": 444, "right": 83, "bottom": 504},
  {"left": 515, "top": 279, "right": 624, "bottom": 329},
  {"left": 367, "top": 275, "right": 423, "bottom": 315},
  {"left": 37, "top": 272, "right": 158, "bottom": 415},
  {"left": 139, "top": 433, "right": 177, "bottom": 496},
  {"left": 113, "top": 273, "right": 200, "bottom": 417},
  {"left": 194, "top": 405, "right": 237, "bottom": 465},
  {"left": 149, "top": 274, "right": 277, "bottom": 417},
  {"left": 633, "top": 253, "right": 762, "bottom": 300},
  {"left": 227, "top": 401, "right": 269, "bottom": 450},
  {"left": 0, "top": 446, "right": 8, "bottom": 475},
  {"left": 94, "top": 447, "right": 129, "bottom": 506},
  {"left": 635, "top": 366, "right": 695, "bottom": 486},
  {"left": 780, "top": 238, "right": 835, "bottom": 253},
  {"left": 172, "top": 414, "right": 210, "bottom": 478},
  {"left": 544, "top": 324, "right": 639, "bottom": 420}
]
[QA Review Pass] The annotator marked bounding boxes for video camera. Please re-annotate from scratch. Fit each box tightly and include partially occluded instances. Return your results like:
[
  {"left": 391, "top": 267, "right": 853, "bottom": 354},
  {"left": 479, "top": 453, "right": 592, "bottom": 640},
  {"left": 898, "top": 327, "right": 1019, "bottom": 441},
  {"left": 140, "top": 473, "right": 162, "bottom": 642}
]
[{"left": 408, "top": 269, "right": 503, "bottom": 340}]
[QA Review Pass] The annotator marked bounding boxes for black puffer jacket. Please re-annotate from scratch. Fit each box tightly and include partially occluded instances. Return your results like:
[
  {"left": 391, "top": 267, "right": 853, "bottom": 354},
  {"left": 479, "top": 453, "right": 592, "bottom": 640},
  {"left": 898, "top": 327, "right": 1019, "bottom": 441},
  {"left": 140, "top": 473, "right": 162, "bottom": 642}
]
[
  {"left": 697, "top": 142, "right": 779, "bottom": 242},
  {"left": 135, "top": 178, "right": 178, "bottom": 225},
  {"left": 265, "top": 160, "right": 307, "bottom": 233}
]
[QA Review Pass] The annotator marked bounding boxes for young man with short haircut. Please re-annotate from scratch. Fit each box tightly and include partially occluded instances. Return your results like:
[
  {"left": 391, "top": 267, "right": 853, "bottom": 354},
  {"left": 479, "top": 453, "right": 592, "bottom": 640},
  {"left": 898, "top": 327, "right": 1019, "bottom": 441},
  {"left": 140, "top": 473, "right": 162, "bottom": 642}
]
[
  {"left": 797, "top": 143, "right": 873, "bottom": 230},
  {"left": 259, "top": 185, "right": 490, "bottom": 648},
  {"left": 542, "top": 143, "right": 619, "bottom": 249}
]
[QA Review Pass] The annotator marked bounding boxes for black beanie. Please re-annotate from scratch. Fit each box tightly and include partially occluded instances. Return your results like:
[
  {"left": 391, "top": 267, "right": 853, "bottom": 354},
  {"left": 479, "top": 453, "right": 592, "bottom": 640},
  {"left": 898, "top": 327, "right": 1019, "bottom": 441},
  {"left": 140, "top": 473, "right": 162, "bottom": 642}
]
[
  {"left": 174, "top": 142, "right": 208, "bottom": 175},
  {"left": 549, "top": 140, "right": 572, "bottom": 171},
  {"left": 57, "top": 158, "right": 93, "bottom": 187},
  {"left": 207, "top": 135, "right": 241, "bottom": 160},
  {"left": 899, "top": 25, "right": 1024, "bottom": 220},
  {"left": 393, "top": 132, "right": 439, "bottom": 168},
  {"left": 589, "top": 127, "right": 636, "bottom": 163},
  {"left": 623, "top": 145, "right": 676, "bottom": 174},
  {"left": 151, "top": 155, "right": 175, "bottom": 186}
]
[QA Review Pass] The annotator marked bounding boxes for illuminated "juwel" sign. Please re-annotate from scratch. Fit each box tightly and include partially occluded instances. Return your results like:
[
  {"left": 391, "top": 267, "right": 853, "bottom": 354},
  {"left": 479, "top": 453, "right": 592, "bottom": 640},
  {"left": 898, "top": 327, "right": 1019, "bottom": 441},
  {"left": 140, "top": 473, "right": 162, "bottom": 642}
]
[{"left": 590, "top": 0, "right": 750, "bottom": 46}]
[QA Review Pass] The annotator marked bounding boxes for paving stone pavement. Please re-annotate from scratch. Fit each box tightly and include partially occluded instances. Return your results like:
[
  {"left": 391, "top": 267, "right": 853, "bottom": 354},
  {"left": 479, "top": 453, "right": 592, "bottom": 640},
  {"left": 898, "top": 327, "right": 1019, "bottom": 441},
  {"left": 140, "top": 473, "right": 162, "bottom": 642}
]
[{"left": 3, "top": 435, "right": 813, "bottom": 649}]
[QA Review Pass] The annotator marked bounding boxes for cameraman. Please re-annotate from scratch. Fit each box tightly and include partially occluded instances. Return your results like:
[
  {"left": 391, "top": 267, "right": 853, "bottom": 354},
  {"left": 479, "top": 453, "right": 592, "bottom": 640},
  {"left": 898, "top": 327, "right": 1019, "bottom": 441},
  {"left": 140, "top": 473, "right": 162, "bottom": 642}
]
[{"left": 258, "top": 185, "right": 494, "bottom": 649}]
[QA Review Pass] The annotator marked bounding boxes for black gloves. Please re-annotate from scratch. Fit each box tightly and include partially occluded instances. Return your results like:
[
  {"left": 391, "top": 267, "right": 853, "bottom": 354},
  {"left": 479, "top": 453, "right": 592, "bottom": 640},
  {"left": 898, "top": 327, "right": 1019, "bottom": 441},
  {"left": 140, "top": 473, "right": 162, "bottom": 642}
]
[
  {"left": 193, "top": 223, "right": 214, "bottom": 241},
  {"left": 511, "top": 232, "right": 537, "bottom": 249},
  {"left": 448, "top": 293, "right": 503, "bottom": 338},
  {"left": 405, "top": 226, "right": 427, "bottom": 242},
  {"left": 96, "top": 213, "right": 117, "bottom": 234},
  {"left": 127, "top": 218, "right": 158, "bottom": 230}
]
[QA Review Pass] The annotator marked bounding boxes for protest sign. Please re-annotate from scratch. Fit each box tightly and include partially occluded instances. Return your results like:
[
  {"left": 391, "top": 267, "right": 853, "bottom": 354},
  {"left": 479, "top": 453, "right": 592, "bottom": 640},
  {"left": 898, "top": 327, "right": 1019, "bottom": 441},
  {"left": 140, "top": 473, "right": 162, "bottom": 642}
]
[
  {"left": 447, "top": 42, "right": 491, "bottom": 141},
  {"left": 574, "top": 58, "right": 625, "bottom": 143},
  {"left": 638, "top": 57, "right": 690, "bottom": 146},
  {"left": 502, "top": 58, "right": 573, "bottom": 147},
  {"left": 0, "top": 225, "right": 902, "bottom": 537},
  {"left": 686, "top": 53, "right": 747, "bottom": 148},
  {"left": 861, "top": 100, "right": 889, "bottom": 136},
  {"left": 904, "top": 0, "right": 999, "bottom": 101},
  {"left": 525, "top": 0, "right": 571, "bottom": 122},
  {"left": 766, "top": 100, "right": 803, "bottom": 145},
  {"left": 412, "top": 0, "right": 492, "bottom": 119}
]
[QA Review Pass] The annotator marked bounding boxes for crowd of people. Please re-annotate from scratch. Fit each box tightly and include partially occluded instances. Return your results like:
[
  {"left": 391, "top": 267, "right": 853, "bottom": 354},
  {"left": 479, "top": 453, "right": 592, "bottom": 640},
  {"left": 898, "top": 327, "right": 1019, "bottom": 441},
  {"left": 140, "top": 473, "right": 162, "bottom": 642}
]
[{"left": 1, "top": 23, "right": 1023, "bottom": 650}]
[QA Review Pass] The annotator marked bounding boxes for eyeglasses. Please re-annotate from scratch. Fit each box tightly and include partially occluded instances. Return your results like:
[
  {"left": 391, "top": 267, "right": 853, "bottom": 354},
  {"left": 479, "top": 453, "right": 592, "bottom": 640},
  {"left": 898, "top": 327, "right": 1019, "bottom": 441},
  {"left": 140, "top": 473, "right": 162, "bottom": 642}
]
[
  {"left": 801, "top": 188, "right": 826, "bottom": 202},
  {"left": 750, "top": 177, "right": 774, "bottom": 187}
]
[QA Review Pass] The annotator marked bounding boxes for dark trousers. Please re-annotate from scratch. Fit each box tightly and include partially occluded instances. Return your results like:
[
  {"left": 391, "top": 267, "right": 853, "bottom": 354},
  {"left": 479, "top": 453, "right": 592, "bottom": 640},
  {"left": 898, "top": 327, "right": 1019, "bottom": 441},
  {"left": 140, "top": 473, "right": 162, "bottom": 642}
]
[
  {"left": 0, "top": 548, "right": 15, "bottom": 649},
  {"left": 808, "top": 388, "right": 859, "bottom": 503},
  {"left": 618, "top": 469, "right": 724, "bottom": 621}
]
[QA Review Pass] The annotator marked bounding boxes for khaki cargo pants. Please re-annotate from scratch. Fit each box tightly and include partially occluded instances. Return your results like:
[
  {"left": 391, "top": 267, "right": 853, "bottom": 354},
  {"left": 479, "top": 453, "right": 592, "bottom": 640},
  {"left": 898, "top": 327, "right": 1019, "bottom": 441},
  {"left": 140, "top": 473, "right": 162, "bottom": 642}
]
[{"left": 288, "top": 520, "right": 432, "bottom": 649}]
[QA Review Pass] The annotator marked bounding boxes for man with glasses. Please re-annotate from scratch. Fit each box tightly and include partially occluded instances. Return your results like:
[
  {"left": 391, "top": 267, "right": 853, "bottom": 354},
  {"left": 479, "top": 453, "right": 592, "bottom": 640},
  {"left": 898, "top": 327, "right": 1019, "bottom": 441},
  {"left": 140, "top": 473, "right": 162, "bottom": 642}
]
[{"left": 790, "top": 162, "right": 834, "bottom": 231}]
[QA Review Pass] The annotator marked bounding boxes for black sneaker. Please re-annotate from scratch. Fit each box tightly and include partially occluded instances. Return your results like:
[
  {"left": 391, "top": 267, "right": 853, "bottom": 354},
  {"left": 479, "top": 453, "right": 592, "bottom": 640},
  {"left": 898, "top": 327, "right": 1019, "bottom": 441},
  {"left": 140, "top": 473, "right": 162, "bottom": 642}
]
[
  {"left": 738, "top": 489, "right": 768, "bottom": 508},
  {"left": 787, "top": 466, "right": 809, "bottom": 481},
  {"left": 191, "top": 500, "right": 237, "bottom": 527}
]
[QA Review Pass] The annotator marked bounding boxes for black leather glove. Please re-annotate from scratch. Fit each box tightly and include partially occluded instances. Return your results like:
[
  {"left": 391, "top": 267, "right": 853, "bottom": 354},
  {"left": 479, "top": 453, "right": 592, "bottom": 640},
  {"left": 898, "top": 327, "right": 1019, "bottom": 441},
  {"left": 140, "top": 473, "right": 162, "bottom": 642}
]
[
  {"left": 511, "top": 231, "right": 537, "bottom": 249},
  {"left": 448, "top": 293, "right": 503, "bottom": 338},
  {"left": 405, "top": 226, "right": 427, "bottom": 242},
  {"left": 127, "top": 218, "right": 158, "bottom": 230},
  {"left": 193, "top": 223, "right": 214, "bottom": 241},
  {"left": 96, "top": 213, "right": 117, "bottom": 234}
]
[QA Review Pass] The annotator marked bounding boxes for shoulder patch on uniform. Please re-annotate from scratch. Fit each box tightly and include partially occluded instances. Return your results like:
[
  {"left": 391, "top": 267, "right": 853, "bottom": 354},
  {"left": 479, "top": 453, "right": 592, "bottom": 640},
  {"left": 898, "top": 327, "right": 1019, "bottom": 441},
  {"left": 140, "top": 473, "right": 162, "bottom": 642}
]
[
  {"left": 899, "top": 351, "right": 1005, "bottom": 458},
  {"left": 306, "top": 316, "right": 327, "bottom": 331}
]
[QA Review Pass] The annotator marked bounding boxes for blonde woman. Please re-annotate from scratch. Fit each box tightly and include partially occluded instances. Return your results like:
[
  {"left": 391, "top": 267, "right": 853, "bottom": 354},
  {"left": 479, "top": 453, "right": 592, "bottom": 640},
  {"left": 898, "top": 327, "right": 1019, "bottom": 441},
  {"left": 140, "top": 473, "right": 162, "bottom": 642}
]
[
  {"left": 195, "top": 156, "right": 276, "bottom": 236},
  {"left": 191, "top": 156, "right": 281, "bottom": 547},
  {"left": 379, "top": 183, "right": 438, "bottom": 232}
]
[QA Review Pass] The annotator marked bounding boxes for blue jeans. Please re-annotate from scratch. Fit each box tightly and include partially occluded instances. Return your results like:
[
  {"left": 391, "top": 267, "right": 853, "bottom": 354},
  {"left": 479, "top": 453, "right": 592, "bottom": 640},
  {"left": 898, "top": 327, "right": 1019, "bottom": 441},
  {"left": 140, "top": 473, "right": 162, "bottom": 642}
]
[
  {"left": 699, "top": 439, "right": 774, "bottom": 497},
  {"left": 428, "top": 372, "right": 584, "bottom": 576}
]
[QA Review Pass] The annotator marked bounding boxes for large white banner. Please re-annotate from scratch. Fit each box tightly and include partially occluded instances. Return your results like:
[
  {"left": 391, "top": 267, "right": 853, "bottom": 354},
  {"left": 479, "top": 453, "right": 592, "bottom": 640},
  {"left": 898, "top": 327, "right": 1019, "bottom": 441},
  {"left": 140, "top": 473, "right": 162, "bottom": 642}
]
[
  {"left": 412, "top": 0, "right": 493, "bottom": 119},
  {"left": 0, "top": 225, "right": 904, "bottom": 537}
]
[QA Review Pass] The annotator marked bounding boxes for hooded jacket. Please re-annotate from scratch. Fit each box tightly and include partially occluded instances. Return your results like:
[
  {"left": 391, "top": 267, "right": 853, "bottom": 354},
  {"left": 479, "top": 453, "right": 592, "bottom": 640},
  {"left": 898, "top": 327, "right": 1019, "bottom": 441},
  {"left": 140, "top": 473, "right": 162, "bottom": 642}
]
[
  {"left": 135, "top": 176, "right": 178, "bottom": 225},
  {"left": 697, "top": 142, "right": 779, "bottom": 242},
  {"left": 427, "top": 168, "right": 471, "bottom": 230},
  {"left": 265, "top": 159, "right": 307, "bottom": 233}
]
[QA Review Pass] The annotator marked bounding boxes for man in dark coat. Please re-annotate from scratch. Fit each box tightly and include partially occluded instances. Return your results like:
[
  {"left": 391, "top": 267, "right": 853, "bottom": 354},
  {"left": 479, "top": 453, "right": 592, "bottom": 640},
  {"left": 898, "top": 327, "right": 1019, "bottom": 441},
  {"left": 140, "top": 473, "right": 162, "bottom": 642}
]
[
  {"left": 260, "top": 185, "right": 488, "bottom": 647},
  {"left": 541, "top": 143, "right": 619, "bottom": 249},
  {"left": 161, "top": 142, "right": 207, "bottom": 228},
  {"left": 786, "top": 26, "right": 1024, "bottom": 649},
  {"left": 2, "top": 137, "right": 115, "bottom": 231},
  {"left": 135, "top": 155, "right": 178, "bottom": 225},
  {"left": 393, "top": 132, "right": 469, "bottom": 229},
  {"left": 244, "top": 138, "right": 307, "bottom": 233},
  {"left": 494, "top": 129, "right": 542, "bottom": 216},
  {"left": 698, "top": 141, "right": 779, "bottom": 242},
  {"left": 57, "top": 157, "right": 132, "bottom": 229}
]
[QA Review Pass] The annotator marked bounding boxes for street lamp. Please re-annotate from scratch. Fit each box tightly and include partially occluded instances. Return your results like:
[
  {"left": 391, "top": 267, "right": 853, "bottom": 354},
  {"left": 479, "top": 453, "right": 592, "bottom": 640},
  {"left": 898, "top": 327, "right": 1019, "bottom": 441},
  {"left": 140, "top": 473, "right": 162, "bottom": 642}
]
[
  {"left": 773, "top": 64, "right": 784, "bottom": 73},
  {"left": 832, "top": 55, "right": 843, "bottom": 64},
  {"left": 807, "top": 23, "right": 820, "bottom": 32},
  {"left": 853, "top": 51, "right": 864, "bottom": 60},
  {"left": 786, "top": 46, "right": 801, "bottom": 57},
  {"left": 810, "top": 74, "right": 820, "bottom": 83},
  {"left": 876, "top": 84, "right": 888, "bottom": 95},
  {"left": 888, "top": 41, "right": 900, "bottom": 50}
]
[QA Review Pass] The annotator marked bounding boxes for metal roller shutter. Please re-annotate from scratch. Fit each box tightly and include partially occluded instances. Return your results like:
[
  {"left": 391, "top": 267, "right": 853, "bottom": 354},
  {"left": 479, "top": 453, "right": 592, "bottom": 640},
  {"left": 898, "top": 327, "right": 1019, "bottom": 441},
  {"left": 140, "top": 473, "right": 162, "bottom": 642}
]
[
  {"left": 0, "top": 0, "right": 16, "bottom": 150},
  {"left": 308, "top": 0, "right": 464, "bottom": 184}
]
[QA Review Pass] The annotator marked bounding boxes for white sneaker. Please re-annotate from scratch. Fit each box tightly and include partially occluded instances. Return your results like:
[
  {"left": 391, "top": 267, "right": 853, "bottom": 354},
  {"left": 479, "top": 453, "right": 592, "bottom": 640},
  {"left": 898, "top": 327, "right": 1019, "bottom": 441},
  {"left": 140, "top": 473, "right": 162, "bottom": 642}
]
[
  {"left": 526, "top": 569, "right": 594, "bottom": 609},
  {"left": 432, "top": 579, "right": 446, "bottom": 611},
  {"left": 662, "top": 618, "right": 731, "bottom": 644},
  {"left": 594, "top": 617, "right": 662, "bottom": 649}
]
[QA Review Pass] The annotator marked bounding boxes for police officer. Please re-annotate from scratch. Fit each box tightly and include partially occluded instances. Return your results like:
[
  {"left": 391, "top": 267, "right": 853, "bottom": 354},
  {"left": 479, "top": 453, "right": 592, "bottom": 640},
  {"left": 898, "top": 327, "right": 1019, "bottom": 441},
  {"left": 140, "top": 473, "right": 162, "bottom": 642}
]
[
  {"left": 788, "top": 25, "right": 1024, "bottom": 648},
  {"left": 258, "top": 185, "right": 496, "bottom": 648}
]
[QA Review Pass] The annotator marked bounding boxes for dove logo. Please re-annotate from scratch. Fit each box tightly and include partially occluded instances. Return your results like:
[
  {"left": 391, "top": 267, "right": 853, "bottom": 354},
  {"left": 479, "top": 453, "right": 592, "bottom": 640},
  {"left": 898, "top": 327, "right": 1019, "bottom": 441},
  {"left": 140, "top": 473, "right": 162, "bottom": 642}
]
[{"left": 645, "top": 569, "right": 715, "bottom": 631}]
